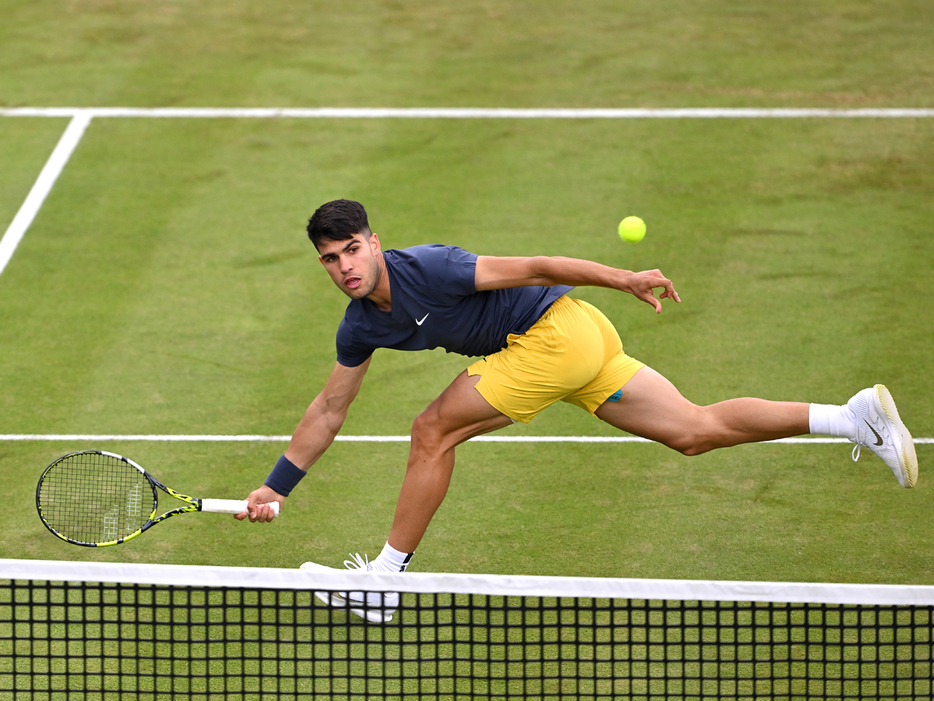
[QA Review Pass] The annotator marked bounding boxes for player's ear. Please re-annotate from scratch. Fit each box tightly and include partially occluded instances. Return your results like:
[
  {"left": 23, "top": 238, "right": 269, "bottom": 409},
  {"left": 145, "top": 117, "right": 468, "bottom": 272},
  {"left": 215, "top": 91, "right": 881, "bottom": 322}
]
[{"left": 369, "top": 232, "right": 381, "bottom": 254}]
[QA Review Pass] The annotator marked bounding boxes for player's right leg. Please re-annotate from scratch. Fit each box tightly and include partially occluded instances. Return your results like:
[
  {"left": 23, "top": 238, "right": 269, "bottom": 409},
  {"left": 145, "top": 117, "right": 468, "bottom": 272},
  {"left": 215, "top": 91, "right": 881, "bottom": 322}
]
[
  {"left": 300, "top": 554, "right": 400, "bottom": 623},
  {"left": 299, "top": 371, "right": 510, "bottom": 624},
  {"left": 388, "top": 369, "right": 514, "bottom": 554}
]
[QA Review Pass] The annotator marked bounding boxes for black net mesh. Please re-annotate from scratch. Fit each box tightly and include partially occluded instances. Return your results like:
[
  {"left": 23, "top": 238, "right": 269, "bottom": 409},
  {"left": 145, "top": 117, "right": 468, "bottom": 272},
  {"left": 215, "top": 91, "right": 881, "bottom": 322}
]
[{"left": 2, "top": 572, "right": 933, "bottom": 700}]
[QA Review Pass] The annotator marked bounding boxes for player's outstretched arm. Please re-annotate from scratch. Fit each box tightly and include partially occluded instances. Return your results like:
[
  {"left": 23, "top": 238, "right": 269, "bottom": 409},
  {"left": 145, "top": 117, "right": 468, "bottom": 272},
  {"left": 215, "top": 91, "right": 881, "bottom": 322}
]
[
  {"left": 475, "top": 255, "right": 680, "bottom": 314},
  {"left": 237, "top": 358, "right": 371, "bottom": 522}
]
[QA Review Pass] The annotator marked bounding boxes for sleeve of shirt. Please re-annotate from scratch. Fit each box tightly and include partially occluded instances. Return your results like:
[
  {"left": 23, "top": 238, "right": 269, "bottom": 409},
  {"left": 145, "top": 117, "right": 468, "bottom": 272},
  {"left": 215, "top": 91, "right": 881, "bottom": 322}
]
[
  {"left": 438, "top": 245, "right": 479, "bottom": 296},
  {"left": 395, "top": 244, "right": 477, "bottom": 302},
  {"left": 335, "top": 315, "right": 374, "bottom": 367}
]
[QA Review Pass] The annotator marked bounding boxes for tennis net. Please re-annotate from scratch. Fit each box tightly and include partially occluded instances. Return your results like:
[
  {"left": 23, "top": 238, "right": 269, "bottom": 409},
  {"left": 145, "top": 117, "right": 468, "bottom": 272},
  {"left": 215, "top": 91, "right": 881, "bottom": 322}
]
[{"left": 2, "top": 558, "right": 932, "bottom": 700}]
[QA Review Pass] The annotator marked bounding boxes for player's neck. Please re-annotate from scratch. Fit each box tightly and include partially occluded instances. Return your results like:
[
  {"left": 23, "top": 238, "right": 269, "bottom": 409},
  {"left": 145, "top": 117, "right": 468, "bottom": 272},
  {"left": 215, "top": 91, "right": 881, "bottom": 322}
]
[{"left": 367, "top": 255, "right": 392, "bottom": 312}]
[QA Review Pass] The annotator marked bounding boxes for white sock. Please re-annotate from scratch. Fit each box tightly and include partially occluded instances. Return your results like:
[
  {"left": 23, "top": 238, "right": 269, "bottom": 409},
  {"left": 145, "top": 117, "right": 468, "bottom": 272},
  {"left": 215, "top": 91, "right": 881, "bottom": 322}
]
[
  {"left": 809, "top": 403, "right": 858, "bottom": 441},
  {"left": 371, "top": 542, "right": 414, "bottom": 573}
]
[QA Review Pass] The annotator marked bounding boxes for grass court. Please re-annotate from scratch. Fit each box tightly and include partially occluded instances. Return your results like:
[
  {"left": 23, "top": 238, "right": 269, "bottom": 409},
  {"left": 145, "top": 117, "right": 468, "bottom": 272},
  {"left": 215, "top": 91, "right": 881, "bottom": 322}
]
[{"left": 1, "top": 0, "right": 932, "bottom": 585}]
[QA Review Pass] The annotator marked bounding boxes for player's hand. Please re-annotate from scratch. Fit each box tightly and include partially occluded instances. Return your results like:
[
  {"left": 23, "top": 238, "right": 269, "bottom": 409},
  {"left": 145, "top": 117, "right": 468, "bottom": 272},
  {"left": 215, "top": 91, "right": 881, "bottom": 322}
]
[
  {"left": 626, "top": 269, "right": 681, "bottom": 313},
  {"left": 235, "top": 485, "right": 285, "bottom": 523}
]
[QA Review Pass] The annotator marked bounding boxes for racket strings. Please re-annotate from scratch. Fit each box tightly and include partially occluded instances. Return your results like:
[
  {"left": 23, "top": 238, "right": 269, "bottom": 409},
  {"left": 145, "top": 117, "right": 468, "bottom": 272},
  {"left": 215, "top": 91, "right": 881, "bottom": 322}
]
[{"left": 38, "top": 452, "right": 156, "bottom": 544}]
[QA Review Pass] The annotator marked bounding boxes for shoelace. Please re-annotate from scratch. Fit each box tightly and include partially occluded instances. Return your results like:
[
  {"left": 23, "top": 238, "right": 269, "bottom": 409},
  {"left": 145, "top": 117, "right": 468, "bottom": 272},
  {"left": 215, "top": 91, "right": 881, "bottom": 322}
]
[
  {"left": 343, "top": 552, "right": 371, "bottom": 572},
  {"left": 851, "top": 419, "right": 865, "bottom": 463}
]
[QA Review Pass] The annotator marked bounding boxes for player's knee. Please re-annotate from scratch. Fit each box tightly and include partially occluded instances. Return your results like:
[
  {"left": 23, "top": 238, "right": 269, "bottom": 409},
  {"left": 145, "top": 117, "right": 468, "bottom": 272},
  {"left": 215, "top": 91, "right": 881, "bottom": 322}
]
[
  {"left": 410, "top": 408, "right": 446, "bottom": 454},
  {"left": 665, "top": 435, "right": 703, "bottom": 456},
  {"left": 677, "top": 441, "right": 714, "bottom": 457},
  {"left": 664, "top": 424, "right": 719, "bottom": 456},
  {"left": 667, "top": 412, "right": 727, "bottom": 456}
]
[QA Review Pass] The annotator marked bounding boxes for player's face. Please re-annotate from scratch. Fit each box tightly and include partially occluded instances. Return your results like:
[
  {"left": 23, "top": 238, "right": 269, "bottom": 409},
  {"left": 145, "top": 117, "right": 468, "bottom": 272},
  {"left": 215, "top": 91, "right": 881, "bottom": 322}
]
[{"left": 317, "top": 233, "right": 383, "bottom": 300}]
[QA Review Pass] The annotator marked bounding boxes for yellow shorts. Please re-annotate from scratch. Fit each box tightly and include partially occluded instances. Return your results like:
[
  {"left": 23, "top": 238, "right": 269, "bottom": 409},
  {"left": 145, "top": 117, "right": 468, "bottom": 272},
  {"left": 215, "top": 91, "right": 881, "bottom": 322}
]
[{"left": 467, "top": 295, "right": 645, "bottom": 423}]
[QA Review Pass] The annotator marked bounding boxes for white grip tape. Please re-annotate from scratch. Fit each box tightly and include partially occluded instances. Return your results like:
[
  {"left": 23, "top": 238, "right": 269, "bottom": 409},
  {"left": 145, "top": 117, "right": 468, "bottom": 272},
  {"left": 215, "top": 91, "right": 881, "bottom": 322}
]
[{"left": 200, "top": 499, "right": 280, "bottom": 517}]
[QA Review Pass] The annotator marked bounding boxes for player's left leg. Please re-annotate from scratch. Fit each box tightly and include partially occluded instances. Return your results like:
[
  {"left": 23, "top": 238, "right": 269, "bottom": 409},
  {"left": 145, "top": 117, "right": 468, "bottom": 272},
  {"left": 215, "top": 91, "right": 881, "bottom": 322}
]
[
  {"left": 594, "top": 365, "right": 810, "bottom": 455},
  {"left": 595, "top": 367, "right": 918, "bottom": 487}
]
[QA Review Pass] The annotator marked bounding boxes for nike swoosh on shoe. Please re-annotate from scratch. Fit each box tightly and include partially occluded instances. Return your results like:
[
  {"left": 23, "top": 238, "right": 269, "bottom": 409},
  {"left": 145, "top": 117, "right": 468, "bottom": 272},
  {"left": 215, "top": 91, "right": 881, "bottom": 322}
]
[{"left": 863, "top": 420, "right": 884, "bottom": 447}]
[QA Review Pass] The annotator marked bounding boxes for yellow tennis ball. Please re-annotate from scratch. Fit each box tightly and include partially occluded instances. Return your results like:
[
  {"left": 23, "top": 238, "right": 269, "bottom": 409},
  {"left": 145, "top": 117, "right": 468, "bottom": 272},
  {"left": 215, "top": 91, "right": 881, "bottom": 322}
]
[{"left": 618, "top": 216, "right": 646, "bottom": 243}]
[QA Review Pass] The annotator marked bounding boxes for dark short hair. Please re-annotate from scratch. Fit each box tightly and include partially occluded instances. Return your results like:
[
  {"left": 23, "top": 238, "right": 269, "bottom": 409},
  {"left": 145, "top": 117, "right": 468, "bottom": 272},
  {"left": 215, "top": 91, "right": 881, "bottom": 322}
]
[{"left": 307, "top": 200, "right": 371, "bottom": 250}]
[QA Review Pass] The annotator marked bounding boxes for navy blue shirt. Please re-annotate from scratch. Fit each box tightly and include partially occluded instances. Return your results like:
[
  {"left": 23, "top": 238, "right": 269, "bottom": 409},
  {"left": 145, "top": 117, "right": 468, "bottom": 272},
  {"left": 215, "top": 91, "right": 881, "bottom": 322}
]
[{"left": 335, "top": 245, "right": 572, "bottom": 367}]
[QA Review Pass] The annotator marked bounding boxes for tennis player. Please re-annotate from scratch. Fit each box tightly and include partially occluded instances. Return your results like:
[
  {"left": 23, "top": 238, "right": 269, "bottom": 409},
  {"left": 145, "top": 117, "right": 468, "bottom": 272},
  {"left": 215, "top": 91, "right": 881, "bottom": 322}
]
[{"left": 239, "top": 199, "right": 918, "bottom": 622}]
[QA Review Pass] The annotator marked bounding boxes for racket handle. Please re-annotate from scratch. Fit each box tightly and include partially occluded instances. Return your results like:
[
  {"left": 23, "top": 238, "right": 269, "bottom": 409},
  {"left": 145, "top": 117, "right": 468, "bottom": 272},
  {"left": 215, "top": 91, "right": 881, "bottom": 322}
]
[{"left": 201, "top": 499, "right": 280, "bottom": 518}]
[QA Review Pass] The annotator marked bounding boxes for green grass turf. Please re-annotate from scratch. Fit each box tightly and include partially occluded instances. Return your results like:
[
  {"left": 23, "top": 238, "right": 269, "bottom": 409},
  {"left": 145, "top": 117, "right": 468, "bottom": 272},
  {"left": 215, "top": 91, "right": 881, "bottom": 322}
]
[
  {"left": 1, "top": 116, "right": 931, "bottom": 584},
  {"left": 1, "top": 0, "right": 933, "bottom": 108},
  {"left": 0, "top": 1, "right": 932, "bottom": 587}
]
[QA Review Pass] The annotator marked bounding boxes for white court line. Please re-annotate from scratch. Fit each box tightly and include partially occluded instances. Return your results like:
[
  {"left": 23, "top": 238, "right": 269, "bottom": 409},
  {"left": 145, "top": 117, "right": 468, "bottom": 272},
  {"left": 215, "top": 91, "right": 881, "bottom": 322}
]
[
  {"left": 0, "top": 434, "right": 932, "bottom": 444},
  {"left": 0, "top": 113, "right": 93, "bottom": 278},
  {"left": 1, "top": 107, "right": 933, "bottom": 119}
]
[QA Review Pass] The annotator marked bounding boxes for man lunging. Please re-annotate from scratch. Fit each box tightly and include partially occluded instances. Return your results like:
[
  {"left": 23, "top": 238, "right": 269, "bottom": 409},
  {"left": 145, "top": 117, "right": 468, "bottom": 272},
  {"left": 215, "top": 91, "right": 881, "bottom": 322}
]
[{"left": 239, "top": 199, "right": 918, "bottom": 622}]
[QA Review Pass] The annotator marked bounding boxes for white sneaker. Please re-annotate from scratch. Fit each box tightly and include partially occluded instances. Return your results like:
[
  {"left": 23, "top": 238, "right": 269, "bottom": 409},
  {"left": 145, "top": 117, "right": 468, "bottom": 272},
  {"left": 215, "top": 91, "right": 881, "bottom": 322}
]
[
  {"left": 848, "top": 385, "right": 918, "bottom": 488},
  {"left": 299, "top": 553, "right": 399, "bottom": 623}
]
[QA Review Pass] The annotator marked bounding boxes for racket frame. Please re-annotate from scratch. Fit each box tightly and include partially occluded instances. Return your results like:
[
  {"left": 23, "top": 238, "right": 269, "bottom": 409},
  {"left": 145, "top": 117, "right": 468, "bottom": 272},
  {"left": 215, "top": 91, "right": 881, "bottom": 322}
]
[{"left": 36, "top": 450, "right": 259, "bottom": 547}]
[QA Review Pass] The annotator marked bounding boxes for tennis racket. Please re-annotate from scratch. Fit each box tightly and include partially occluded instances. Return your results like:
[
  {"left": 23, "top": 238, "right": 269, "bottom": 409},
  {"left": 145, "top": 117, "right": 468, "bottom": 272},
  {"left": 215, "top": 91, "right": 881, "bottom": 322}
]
[{"left": 36, "top": 450, "right": 279, "bottom": 547}]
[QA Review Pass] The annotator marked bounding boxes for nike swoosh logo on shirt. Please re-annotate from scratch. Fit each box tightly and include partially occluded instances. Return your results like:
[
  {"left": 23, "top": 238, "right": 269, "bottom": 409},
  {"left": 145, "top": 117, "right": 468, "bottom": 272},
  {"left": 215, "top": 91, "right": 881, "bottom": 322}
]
[
  {"left": 415, "top": 313, "right": 429, "bottom": 326},
  {"left": 864, "top": 420, "right": 884, "bottom": 447}
]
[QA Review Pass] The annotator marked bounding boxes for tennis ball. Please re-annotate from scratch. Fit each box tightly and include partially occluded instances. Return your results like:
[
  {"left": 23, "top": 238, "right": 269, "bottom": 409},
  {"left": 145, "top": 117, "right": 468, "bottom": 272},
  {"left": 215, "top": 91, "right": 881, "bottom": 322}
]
[{"left": 618, "top": 216, "right": 646, "bottom": 243}]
